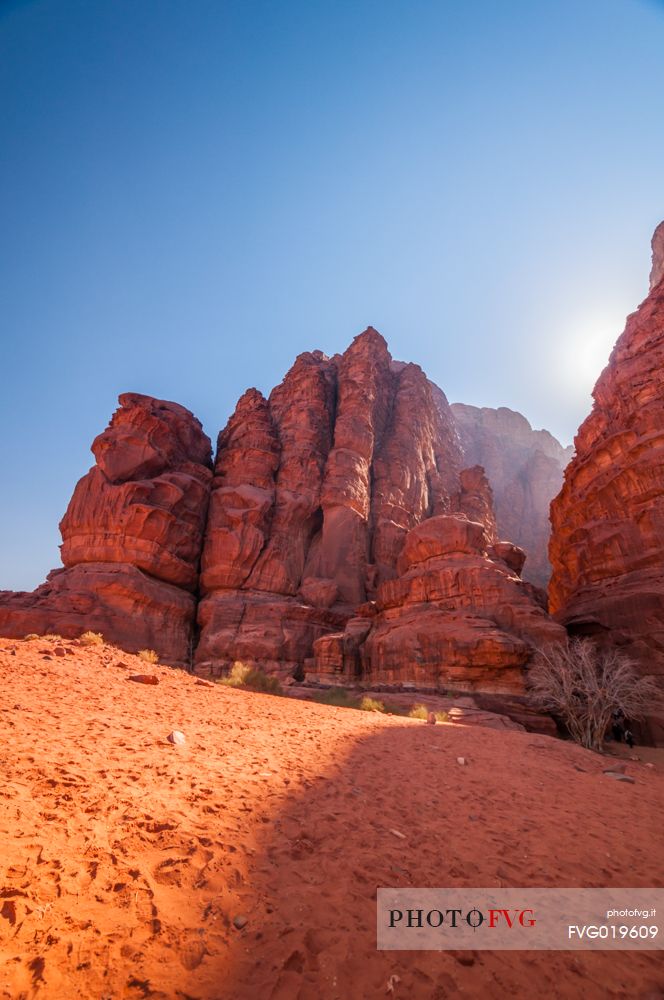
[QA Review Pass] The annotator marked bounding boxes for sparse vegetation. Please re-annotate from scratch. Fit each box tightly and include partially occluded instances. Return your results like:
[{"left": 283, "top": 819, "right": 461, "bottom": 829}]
[
  {"left": 311, "top": 688, "right": 359, "bottom": 708},
  {"left": 79, "top": 631, "right": 104, "bottom": 646},
  {"left": 528, "top": 638, "right": 662, "bottom": 752},
  {"left": 138, "top": 648, "right": 159, "bottom": 664},
  {"left": 408, "top": 704, "right": 449, "bottom": 722},
  {"left": 221, "top": 661, "right": 283, "bottom": 695},
  {"left": 214, "top": 672, "right": 450, "bottom": 721},
  {"left": 358, "top": 696, "right": 386, "bottom": 713},
  {"left": 23, "top": 633, "right": 40, "bottom": 640},
  {"left": 310, "top": 689, "right": 388, "bottom": 713}
]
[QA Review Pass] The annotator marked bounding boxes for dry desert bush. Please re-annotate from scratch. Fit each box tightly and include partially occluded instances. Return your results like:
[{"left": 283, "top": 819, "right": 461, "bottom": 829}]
[
  {"left": 222, "top": 661, "right": 283, "bottom": 695},
  {"left": 79, "top": 631, "right": 104, "bottom": 646},
  {"left": 358, "top": 696, "right": 386, "bottom": 713},
  {"left": 408, "top": 704, "right": 449, "bottom": 722},
  {"left": 138, "top": 648, "right": 159, "bottom": 664},
  {"left": 528, "top": 638, "right": 661, "bottom": 751}
]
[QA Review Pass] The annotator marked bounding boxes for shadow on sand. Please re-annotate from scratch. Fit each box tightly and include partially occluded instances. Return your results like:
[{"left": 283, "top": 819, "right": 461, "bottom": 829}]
[{"left": 213, "top": 718, "right": 663, "bottom": 1000}]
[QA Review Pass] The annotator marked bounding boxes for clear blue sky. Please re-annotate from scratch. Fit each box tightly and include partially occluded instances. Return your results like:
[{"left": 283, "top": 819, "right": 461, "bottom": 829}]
[{"left": 1, "top": 0, "right": 663, "bottom": 590}]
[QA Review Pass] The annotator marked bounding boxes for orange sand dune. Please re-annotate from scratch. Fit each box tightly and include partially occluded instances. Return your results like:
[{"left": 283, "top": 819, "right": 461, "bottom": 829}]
[{"left": 1, "top": 636, "right": 663, "bottom": 999}]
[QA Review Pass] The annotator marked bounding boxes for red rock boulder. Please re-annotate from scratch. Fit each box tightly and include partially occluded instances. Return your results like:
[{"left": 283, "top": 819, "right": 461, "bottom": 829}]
[
  {"left": 0, "top": 395, "right": 212, "bottom": 665},
  {"left": 312, "top": 511, "right": 565, "bottom": 694},
  {"left": 61, "top": 393, "right": 212, "bottom": 589}
]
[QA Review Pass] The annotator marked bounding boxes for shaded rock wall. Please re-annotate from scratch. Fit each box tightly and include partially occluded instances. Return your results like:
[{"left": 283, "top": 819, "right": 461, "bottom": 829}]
[
  {"left": 311, "top": 472, "right": 565, "bottom": 693},
  {"left": 451, "top": 403, "right": 572, "bottom": 589},
  {"left": 549, "top": 224, "right": 664, "bottom": 742}
]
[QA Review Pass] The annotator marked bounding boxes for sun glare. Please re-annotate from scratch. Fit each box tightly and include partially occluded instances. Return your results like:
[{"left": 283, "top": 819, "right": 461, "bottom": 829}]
[{"left": 559, "top": 312, "right": 625, "bottom": 394}]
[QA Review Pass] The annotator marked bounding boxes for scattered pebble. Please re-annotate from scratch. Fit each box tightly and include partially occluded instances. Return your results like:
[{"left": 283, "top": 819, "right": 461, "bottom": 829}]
[
  {"left": 426, "top": 712, "right": 436, "bottom": 725},
  {"left": 53, "top": 647, "right": 66, "bottom": 658},
  {"left": 195, "top": 679, "right": 214, "bottom": 688},
  {"left": 390, "top": 865, "right": 408, "bottom": 877},
  {"left": 603, "top": 772, "right": 635, "bottom": 783},
  {"left": 457, "top": 756, "right": 466, "bottom": 766},
  {"left": 128, "top": 674, "right": 159, "bottom": 685},
  {"left": 233, "top": 915, "right": 248, "bottom": 930},
  {"left": 167, "top": 731, "right": 186, "bottom": 745},
  {"left": 389, "top": 828, "right": 406, "bottom": 840},
  {"left": 386, "top": 973, "right": 401, "bottom": 994}
]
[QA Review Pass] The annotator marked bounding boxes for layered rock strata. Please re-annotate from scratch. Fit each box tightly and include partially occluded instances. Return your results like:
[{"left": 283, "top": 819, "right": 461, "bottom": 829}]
[
  {"left": 311, "top": 500, "right": 565, "bottom": 693},
  {"left": 195, "top": 329, "right": 465, "bottom": 676},
  {"left": 451, "top": 403, "right": 572, "bottom": 589},
  {"left": 0, "top": 329, "right": 569, "bottom": 704},
  {"left": 0, "top": 395, "right": 212, "bottom": 665},
  {"left": 549, "top": 224, "right": 664, "bottom": 742}
]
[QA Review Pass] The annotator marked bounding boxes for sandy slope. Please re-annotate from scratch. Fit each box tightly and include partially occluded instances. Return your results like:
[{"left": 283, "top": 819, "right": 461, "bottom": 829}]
[{"left": 1, "top": 636, "right": 663, "bottom": 1000}]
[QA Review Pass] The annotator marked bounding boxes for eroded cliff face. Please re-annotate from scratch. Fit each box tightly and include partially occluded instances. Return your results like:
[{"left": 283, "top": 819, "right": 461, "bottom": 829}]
[
  {"left": 311, "top": 468, "right": 565, "bottom": 693},
  {"left": 650, "top": 220, "right": 664, "bottom": 291},
  {"left": 549, "top": 224, "right": 664, "bottom": 742},
  {"left": 451, "top": 403, "right": 573, "bottom": 589},
  {"left": 61, "top": 393, "right": 213, "bottom": 589},
  {"left": 0, "top": 328, "right": 566, "bottom": 702},
  {"left": 0, "top": 395, "right": 213, "bottom": 665},
  {"left": 195, "top": 329, "right": 465, "bottom": 677}
]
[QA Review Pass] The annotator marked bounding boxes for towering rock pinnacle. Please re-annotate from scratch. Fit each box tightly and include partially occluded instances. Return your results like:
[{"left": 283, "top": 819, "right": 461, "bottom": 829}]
[
  {"left": 550, "top": 222, "right": 664, "bottom": 742},
  {"left": 195, "top": 328, "right": 468, "bottom": 676},
  {"left": 196, "top": 328, "right": 563, "bottom": 693},
  {"left": 650, "top": 220, "right": 664, "bottom": 291}
]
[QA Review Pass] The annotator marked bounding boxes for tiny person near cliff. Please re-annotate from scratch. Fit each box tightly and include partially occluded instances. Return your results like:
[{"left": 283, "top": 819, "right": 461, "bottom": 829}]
[{"left": 611, "top": 711, "right": 624, "bottom": 743}]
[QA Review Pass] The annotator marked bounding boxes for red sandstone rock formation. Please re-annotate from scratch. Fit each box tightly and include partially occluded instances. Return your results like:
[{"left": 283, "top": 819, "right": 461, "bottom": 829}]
[
  {"left": 195, "top": 329, "right": 465, "bottom": 677},
  {"left": 61, "top": 393, "right": 212, "bottom": 589},
  {"left": 0, "top": 565, "right": 197, "bottom": 663},
  {"left": 311, "top": 507, "right": 565, "bottom": 693},
  {"left": 0, "top": 395, "right": 212, "bottom": 665},
  {"left": 651, "top": 220, "right": 664, "bottom": 291},
  {"left": 451, "top": 403, "right": 572, "bottom": 589},
  {"left": 549, "top": 223, "right": 664, "bottom": 742},
  {"left": 450, "top": 465, "right": 499, "bottom": 543},
  {"left": 0, "top": 330, "right": 566, "bottom": 704}
]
